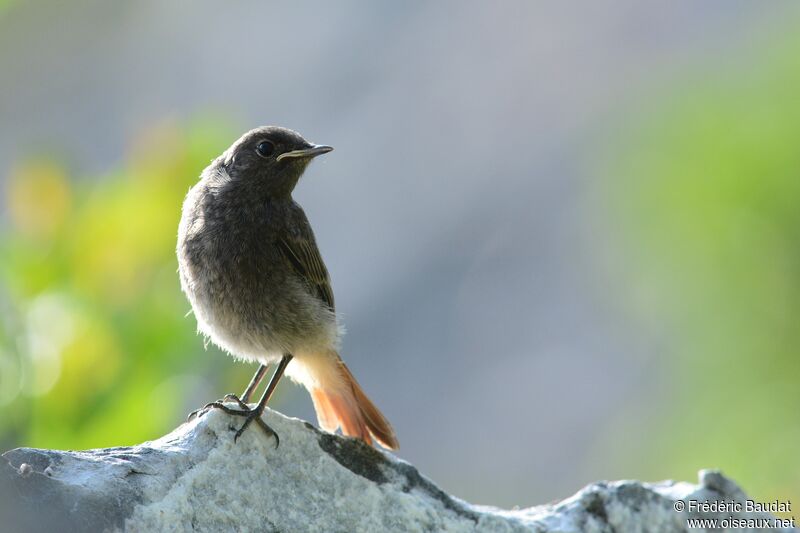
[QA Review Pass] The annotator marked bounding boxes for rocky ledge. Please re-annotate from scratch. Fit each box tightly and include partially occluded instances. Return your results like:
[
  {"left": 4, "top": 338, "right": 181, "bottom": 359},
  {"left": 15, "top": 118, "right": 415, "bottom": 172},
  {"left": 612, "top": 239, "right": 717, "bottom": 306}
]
[{"left": 1, "top": 406, "right": 794, "bottom": 532}]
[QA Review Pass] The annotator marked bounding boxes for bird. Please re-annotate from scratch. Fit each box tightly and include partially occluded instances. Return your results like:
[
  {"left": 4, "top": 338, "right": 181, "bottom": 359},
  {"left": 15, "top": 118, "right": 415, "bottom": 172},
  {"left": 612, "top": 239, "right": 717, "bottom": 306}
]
[{"left": 177, "top": 126, "right": 398, "bottom": 450}]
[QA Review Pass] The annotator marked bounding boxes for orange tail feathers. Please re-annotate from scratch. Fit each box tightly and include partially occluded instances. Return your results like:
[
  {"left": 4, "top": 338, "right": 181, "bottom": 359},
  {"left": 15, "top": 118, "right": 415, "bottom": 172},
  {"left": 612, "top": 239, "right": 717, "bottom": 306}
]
[{"left": 310, "top": 358, "right": 399, "bottom": 450}]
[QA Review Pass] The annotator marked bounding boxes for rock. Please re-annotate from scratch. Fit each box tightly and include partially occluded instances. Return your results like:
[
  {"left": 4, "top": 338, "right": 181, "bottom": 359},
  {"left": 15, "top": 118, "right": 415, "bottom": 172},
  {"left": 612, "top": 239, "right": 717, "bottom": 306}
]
[{"left": 0, "top": 406, "right": 794, "bottom": 532}]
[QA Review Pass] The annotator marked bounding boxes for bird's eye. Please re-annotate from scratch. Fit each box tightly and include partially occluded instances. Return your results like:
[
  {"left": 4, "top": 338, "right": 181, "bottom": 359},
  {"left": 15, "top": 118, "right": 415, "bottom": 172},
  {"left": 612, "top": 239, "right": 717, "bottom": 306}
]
[{"left": 255, "top": 140, "right": 275, "bottom": 158}]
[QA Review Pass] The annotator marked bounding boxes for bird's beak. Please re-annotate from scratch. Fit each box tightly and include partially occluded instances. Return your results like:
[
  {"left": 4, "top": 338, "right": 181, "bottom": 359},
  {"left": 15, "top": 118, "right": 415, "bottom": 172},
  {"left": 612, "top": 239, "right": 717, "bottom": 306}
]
[{"left": 276, "top": 144, "right": 334, "bottom": 162}]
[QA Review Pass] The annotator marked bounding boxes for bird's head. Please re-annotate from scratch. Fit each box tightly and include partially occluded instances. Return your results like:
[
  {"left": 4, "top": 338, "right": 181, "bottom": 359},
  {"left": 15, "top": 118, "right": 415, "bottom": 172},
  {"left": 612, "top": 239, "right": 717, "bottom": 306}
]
[{"left": 217, "top": 126, "right": 333, "bottom": 197}]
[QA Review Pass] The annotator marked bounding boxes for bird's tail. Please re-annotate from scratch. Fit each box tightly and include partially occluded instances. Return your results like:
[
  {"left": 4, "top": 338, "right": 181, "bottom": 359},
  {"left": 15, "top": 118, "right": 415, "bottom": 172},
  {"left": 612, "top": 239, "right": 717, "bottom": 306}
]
[{"left": 303, "top": 353, "right": 399, "bottom": 450}]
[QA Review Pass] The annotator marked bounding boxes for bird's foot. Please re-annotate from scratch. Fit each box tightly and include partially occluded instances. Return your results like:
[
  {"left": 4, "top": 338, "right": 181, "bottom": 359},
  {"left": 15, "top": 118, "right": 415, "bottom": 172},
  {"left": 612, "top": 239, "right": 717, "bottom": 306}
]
[
  {"left": 187, "top": 393, "right": 249, "bottom": 421},
  {"left": 194, "top": 399, "right": 279, "bottom": 447}
]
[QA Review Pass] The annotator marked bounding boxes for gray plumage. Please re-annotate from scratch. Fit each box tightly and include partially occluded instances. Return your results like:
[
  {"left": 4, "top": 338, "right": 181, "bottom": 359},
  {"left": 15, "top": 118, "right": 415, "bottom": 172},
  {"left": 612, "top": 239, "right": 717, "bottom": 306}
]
[
  {"left": 178, "top": 127, "right": 337, "bottom": 363},
  {"left": 177, "top": 126, "right": 398, "bottom": 449}
]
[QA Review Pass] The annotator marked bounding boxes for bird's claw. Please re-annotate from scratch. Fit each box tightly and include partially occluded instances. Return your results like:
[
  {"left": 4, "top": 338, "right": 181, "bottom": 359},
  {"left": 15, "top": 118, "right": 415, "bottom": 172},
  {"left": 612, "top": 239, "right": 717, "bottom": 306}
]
[
  {"left": 232, "top": 409, "right": 279, "bottom": 447},
  {"left": 200, "top": 401, "right": 280, "bottom": 448},
  {"left": 186, "top": 393, "right": 248, "bottom": 422},
  {"left": 220, "top": 393, "right": 251, "bottom": 410},
  {"left": 186, "top": 407, "right": 204, "bottom": 422}
]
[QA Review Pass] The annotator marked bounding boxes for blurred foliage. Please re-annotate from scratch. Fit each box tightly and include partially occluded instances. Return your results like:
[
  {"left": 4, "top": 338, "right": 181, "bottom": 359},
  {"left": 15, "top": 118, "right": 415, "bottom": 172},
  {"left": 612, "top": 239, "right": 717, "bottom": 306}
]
[
  {"left": 597, "top": 22, "right": 800, "bottom": 508},
  {"left": 0, "top": 116, "right": 276, "bottom": 450},
  {"left": 0, "top": 0, "right": 14, "bottom": 17}
]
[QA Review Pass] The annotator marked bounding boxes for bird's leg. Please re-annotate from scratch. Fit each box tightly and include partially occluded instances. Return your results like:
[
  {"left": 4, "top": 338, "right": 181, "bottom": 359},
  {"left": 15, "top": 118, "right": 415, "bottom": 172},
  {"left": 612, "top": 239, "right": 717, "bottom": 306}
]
[
  {"left": 187, "top": 363, "right": 269, "bottom": 421},
  {"left": 238, "top": 363, "right": 269, "bottom": 404},
  {"left": 201, "top": 354, "right": 293, "bottom": 447},
  {"left": 218, "top": 363, "right": 270, "bottom": 407},
  {"left": 234, "top": 354, "right": 293, "bottom": 444}
]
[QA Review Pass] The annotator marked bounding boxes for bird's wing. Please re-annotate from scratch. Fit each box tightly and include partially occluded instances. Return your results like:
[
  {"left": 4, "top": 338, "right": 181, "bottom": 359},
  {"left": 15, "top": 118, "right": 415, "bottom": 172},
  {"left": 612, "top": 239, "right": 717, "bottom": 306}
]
[{"left": 276, "top": 232, "right": 335, "bottom": 311}]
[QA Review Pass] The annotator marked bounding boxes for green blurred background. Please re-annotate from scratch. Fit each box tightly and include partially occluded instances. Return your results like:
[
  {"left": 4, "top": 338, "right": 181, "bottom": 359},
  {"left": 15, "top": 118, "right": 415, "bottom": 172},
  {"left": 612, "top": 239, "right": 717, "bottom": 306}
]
[
  {"left": 592, "top": 19, "right": 800, "bottom": 503},
  {"left": 0, "top": 117, "right": 246, "bottom": 450},
  {"left": 0, "top": 1, "right": 797, "bottom": 511}
]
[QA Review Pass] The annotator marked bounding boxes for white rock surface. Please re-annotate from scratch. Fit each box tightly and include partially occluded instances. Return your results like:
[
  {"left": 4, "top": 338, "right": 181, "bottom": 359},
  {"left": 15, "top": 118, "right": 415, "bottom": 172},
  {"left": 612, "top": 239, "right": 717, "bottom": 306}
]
[{"left": 1, "top": 406, "right": 794, "bottom": 532}]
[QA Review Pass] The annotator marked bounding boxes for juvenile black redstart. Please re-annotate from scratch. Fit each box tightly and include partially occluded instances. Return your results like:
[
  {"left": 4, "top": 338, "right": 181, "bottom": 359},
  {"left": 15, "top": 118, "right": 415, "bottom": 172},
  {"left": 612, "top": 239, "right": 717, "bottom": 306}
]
[{"left": 178, "top": 126, "right": 398, "bottom": 449}]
